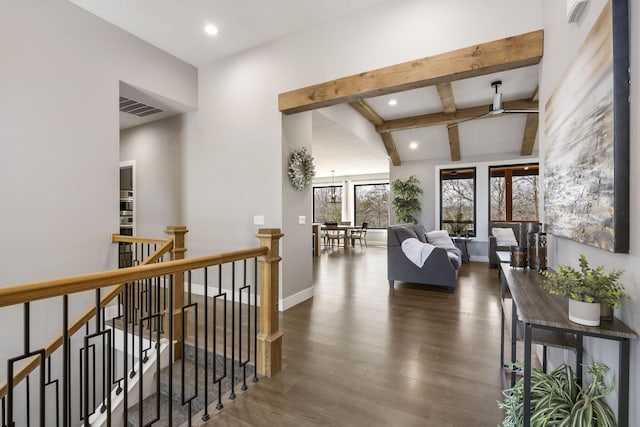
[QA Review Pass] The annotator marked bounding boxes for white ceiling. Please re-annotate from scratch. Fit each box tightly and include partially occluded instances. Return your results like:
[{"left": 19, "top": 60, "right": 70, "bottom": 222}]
[
  {"left": 68, "top": 0, "right": 388, "bottom": 66},
  {"left": 70, "top": 0, "right": 540, "bottom": 173},
  {"left": 312, "top": 111, "right": 389, "bottom": 178}
]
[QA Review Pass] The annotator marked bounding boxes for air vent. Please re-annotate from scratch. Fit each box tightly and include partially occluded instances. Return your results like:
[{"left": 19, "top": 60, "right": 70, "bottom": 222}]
[{"left": 119, "top": 96, "right": 163, "bottom": 117}]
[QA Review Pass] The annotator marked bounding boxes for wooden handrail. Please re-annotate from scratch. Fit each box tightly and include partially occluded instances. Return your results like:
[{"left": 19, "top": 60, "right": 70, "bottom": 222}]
[
  {"left": 111, "top": 234, "right": 173, "bottom": 245},
  {"left": 0, "top": 229, "right": 282, "bottom": 404},
  {"left": 0, "top": 247, "right": 267, "bottom": 309},
  {"left": 0, "top": 235, "right": 174, "bottom": 400}
]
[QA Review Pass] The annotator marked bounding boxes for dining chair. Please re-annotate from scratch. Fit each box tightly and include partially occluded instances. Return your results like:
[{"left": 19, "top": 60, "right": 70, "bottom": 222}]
[
  {"left": 324, "top": 224, "right": 343, "bottom": 247},
  {"left": 350, "top": 222, "right": 368, "bottom": 248}
]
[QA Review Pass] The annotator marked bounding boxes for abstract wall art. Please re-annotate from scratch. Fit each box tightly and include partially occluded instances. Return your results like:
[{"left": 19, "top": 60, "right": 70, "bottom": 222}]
[{"left": 544, "top": 0, "right": 629, "bottom": 253}]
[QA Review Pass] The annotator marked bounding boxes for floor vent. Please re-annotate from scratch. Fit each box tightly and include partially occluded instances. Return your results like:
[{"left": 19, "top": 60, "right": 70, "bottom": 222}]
[{"left": 119, "top": 96, "right": 163, "bottom": 117}]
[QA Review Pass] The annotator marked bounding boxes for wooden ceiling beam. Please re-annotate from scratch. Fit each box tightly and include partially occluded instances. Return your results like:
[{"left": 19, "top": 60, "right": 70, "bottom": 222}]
[
  {"left": 349, "top": 99, "right": 401, "bottom": 166},
  {"left": 376, "top": 99, "right": 538, "bottom": 133},
  {"left": 278, "top": 30, "right": 543, "bottom": 114},
  {"left": 520, "top": 113, "right": 538, "bottom": 156},
  {"left": 381, "top": 133, "right": 401, "bottom": 166},
  {"left": 531, "top": 86, "right": 539, "bottom": 102},
  {"left": 520, "top": 86, "right": 540, "bottom": 156},
  {"left": 447, "top": 126, "right": 461, "bottom": 161},
  {"left": 348, "top": 99, "right": 385, "bottom": 126},
  {"left": 436, "top": 82, "right": 457, "bottom": 114},
  {"left": 436, "top": 82, "right": 460, "bottom": 161}
]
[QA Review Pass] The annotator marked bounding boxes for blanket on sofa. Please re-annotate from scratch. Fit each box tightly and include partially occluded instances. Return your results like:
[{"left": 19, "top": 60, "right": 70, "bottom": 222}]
[{"left": 401, "top": 238, "right": 435, "bottom": 268}]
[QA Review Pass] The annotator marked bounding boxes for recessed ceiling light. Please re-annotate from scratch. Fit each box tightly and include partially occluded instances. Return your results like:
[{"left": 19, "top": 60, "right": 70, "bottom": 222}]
[
  {"left": 409, "top": 141, "right": 418, "bottom": 150},
  {"left": 388, "top": 99, "right": 397, "bottom": 106},
  {"left": 204, "top": 24, "right": 219, "bottom": 36}
]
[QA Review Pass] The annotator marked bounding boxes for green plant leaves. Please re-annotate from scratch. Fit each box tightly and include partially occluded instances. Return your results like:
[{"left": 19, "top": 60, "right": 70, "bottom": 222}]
[
  {"left": 391, "top": 176, "right": 422, "bottom": 224},
  {"left": 498, "top": 363, "right": 617, "bottom": 426}
]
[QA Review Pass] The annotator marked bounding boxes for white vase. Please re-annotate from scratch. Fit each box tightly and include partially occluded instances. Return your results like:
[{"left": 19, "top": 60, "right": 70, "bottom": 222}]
[{"left": 568, "top": 298, "right": 601, "bottom": 326}]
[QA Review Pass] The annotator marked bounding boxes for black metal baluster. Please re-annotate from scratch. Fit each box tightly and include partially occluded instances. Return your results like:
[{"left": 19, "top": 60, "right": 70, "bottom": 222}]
[
  {"left": 7, "top": 350, "right": 45, "bottom": 427},
  {"left": 168, "top": 275, "right": 174, "bottom": 427},
  {"left": 62, "top": 296, "right": 69, "bottom": 427},
  {"left": 23, "top": 302, "right": 31, "bottom": 427},
  {"left": 137, "top": 312, "right": 162, "bottom": 426},
  {"left": 138, "top": 317, "right": 143, "bottom": 427},
  {"left": 202, "top": 267, "right": 210, "bottom": 421},
  {"left": 105, "top": 329, "right": 112, "bottom": 426},
  {"left": 253, "top": 259, "right": 258, "bottom": 384},
  {"left": 130, "top": 282, "right": 137, "bottom": 378},
  {"left": 44, "top": 356, "right": 60, "bottom": 427},
  {"left": 123, "top": 284, "right": 129, "bottom": 426},
  {"left": 181, "top": 271, "right": 197, "bottom": 427},
  {"left": 100, "top": 333, "right": 107, "bottom": 414},
  {"left": 110, "top": 312, "right": 124, "bottom": 396},
  {"left": 239, "top": 261, "right": 248, "bottom": 392},
  {"left": 229, "top": 262, "right": 236, "bottom": 400},
  {"left": 213, "top": 266, "right": 226, "bottom": 411}
]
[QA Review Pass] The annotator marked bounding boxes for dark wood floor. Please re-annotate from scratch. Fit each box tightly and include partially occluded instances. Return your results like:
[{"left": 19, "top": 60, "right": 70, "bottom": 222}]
[{"left": 200, "top": 246, "right": 506, "bottom": 426}]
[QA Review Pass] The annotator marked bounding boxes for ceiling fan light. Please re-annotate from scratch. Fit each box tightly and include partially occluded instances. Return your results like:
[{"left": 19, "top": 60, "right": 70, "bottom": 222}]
[{"left": 491, "top": 92, "right": 502, "bottom": 112}]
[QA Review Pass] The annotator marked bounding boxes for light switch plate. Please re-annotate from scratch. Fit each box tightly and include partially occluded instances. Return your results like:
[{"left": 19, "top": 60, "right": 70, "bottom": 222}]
[
  {"left": 253, "top": 215, "right": 264, "bottom": 225},
  {"left": 298, "top": 216, "right": 306, "bottom": 224}
]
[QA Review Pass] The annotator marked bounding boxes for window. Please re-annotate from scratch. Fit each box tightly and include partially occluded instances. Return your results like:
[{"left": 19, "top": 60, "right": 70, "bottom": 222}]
[
  {"left": 490, "top": 164, "right": 539, "bottom": 222},
  {"left": 354, "top": 183, "right": 390, "bottom": 228},
  {"left": 313, "top": 186, "right": 342, "bottom": 223},
  {"left": 440, "top": 168, "right": 476, "bottom": 236}
]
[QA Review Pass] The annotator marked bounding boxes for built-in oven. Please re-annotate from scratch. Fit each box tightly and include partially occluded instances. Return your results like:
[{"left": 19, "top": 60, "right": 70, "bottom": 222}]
[{"left": 119, "top": 190, "right": 134, "bottom": 237}]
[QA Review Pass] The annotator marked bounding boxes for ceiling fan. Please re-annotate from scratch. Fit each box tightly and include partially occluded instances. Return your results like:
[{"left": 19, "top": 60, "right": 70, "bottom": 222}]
[{"left": 447, "top": 80, "right": 538, "bottom": 128}]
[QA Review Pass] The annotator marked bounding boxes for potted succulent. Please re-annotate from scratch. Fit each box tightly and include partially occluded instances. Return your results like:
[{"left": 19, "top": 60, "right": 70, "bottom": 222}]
[
  {"left": 542, "top": 254, "right": 626, "bottom": 326},
  {"left": 498, "top": 362, "right": 616, "bottom": 426}
]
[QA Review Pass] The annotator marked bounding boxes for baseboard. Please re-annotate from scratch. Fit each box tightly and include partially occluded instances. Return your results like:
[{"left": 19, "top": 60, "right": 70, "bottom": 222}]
[
  {"left": 185, "top": 283, "right": 314, "bottom": 312},
  {"left": 280, "top": 286, "right": 314, "bottom": 311},
  {"left": 470, "top": 255, "right": 489, "bottom": 263}
]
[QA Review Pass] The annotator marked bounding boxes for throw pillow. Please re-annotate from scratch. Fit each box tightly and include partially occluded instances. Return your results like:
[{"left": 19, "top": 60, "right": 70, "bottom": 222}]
[
  {"left": 425, "top": 230, "right": 456, "bottom": 249},
  {"left": 492, "top": 227, "right": 518, "bottom": 247},
  {"left": 395, "top": 226, "right": 418, "bottom": 243}
]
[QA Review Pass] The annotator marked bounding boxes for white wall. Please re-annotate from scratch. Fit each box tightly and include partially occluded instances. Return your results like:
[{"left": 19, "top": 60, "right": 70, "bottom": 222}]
[
  {"left": 120, "top": 116, "right": 186, "bottom": 237},
  {"left": 281, "top": 113, "right": 314, "bottom": 309},
  {"left": 390, "top": 153, "right": 539, "bottom": 260},
  {"left": 541, "top": 0, "right": 639, "bottom": 422},
  {"left": 183, "top": 0, "right": 543, "bottom": 305},
  {"left": 0, "top": 1, "right": 197, "bottom": 418}
]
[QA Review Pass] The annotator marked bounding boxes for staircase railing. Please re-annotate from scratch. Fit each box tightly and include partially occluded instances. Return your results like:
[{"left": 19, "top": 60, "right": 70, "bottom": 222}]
[{"left": 0, "top": 226, "right": 283, "bottom": 426}]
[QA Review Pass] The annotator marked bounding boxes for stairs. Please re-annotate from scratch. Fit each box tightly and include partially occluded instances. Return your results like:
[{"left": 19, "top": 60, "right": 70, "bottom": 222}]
[{"left": 127, "top": 343, "right": 255, "bottom": 426}]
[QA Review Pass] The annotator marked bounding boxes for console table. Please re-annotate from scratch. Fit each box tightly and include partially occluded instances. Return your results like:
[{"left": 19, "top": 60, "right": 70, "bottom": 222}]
[{"left": 499, "top": 263, "right": 637, "bottom": 427}]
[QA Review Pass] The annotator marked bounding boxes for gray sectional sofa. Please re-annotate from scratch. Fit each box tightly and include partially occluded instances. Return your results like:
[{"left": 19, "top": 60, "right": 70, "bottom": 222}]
[{"left": 387, "top": 224, "right": 461, "bottom": 292}]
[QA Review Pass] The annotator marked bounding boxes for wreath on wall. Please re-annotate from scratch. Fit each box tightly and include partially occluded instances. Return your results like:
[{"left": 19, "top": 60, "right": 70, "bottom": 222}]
[{"left": 288, "top": 147, "right": 315, "bottom": 191}]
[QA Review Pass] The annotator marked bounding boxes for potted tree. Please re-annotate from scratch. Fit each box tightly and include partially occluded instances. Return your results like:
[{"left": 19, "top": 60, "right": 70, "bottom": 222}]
[
  {"left": 542, "top": 254, "right": 626, "bottom": 326},
  {"left": 391, "top": 176, "right": 423, "bottom": 224}
]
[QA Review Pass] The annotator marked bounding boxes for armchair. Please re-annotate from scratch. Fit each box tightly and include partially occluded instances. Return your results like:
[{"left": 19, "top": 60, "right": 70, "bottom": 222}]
[{"left": 488, "top": 222, "right": 539, "bottom": 268}]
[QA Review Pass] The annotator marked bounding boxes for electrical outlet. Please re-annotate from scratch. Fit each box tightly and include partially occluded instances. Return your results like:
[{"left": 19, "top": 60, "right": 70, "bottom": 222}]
[
  {"left": 253, "top": 215, "right": 264, "bottom": 225},
  {"left": 299, "top": 216, "right": 306, "bottom": 224}
]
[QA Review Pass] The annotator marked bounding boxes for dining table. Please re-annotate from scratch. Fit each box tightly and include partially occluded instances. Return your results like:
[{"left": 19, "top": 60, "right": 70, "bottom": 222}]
[{"left": 312, "top": 224, "right": 358, "bottom": 255}]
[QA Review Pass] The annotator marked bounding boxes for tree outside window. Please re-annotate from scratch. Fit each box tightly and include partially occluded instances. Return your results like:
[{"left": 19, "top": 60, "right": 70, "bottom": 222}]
[
  {"left": 313, "top": 186, "right": 342, "bottom": 223},
  {"left": 440, "top": 168, "right": 476, "bottom": 236},
  {"left": 490, "top": 164, "right": 539, "bottom": 222},
  {"left": 354, "top": 183, "right": 389, "bottom": 228}
]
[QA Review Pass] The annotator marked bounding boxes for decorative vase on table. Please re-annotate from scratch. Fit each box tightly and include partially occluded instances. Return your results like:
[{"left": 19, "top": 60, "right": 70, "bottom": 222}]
[
  {"left": 568, "top": 298, "right": 600, "bottom": 326},
  {"left": 600, "top": 303, "right": 614, "bottom": 321}
]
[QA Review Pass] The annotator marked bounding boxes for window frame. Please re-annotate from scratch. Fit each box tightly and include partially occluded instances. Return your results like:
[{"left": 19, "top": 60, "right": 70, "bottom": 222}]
[
  {"left": 352, "top": 182, "right": 390, "bottom": 230},
  {"left": 489, "top": 163, "right": 539, "bottom": 224},
  {"left": 312, "top": 185, "right": 343, "bottom": 224},
  {"left": 439, "top": 167, "right": 477, "bottom": 237}
]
